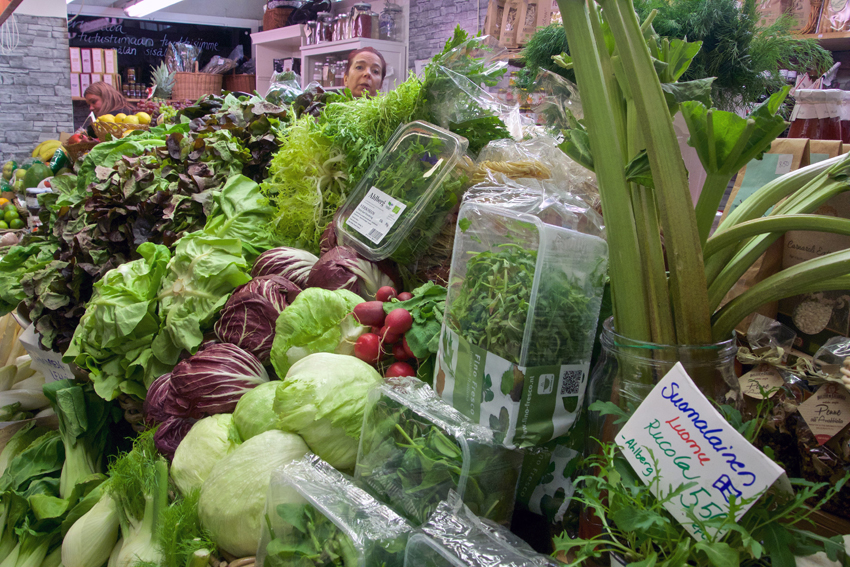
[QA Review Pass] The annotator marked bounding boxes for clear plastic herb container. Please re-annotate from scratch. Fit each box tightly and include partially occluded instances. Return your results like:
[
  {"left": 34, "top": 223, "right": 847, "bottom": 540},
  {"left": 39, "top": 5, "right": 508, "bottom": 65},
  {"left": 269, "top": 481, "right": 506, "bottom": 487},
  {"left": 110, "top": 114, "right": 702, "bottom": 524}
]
[
  {"left": 435, "top": 199, "right": 608, "bottom": 449},
  {"left": 354, "top": 376, "right": 523, "bottom": 527},
  {"left": 335, "top": 121, "right": 470, "bottom": 264},
  {"left": 403, "top": 493, "right": 561, "bottom": 567},
  {"left": 256, "top": 453, "right": 413, "bottom": 567}
]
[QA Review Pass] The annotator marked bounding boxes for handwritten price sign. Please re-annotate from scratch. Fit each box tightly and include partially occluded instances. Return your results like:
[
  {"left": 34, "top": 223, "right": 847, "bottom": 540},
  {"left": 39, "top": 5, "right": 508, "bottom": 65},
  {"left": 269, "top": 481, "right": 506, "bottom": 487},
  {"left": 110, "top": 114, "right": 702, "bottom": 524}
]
[{"left": 616, "top": 363, "right": 784, "bottom": 540}]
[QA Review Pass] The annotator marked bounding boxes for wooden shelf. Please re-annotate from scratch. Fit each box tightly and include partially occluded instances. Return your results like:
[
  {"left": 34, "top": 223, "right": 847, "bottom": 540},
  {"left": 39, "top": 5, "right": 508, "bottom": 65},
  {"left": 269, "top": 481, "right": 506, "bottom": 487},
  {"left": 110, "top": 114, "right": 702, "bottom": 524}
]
[
  {"left": 798, "top": 32, "right": 850, "bottom": 51},
  {"left": 72, "top": 97, "right": 146, "bottom": 103}
]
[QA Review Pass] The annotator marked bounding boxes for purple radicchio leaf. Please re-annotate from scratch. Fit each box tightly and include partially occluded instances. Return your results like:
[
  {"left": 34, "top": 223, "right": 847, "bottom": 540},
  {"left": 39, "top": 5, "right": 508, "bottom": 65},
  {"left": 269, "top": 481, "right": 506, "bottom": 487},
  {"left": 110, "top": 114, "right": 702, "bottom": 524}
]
[
  {"left": 230, "top": 275, "right": 301, "bottom": 311},
  {"left": 155, "top": 417, "right": 196, "bottom": 460},
  {"left": 306, "top": 246, "right": 399, "bottom": 300},
  {"left": 168, "top": 343, "right": 270, "bottom": 419},
  {"left": 144, "top": 373, "right": 175, "bottom": 424},
  {"left": 251, "top": 247, "right": 319, "bottom": 288}
]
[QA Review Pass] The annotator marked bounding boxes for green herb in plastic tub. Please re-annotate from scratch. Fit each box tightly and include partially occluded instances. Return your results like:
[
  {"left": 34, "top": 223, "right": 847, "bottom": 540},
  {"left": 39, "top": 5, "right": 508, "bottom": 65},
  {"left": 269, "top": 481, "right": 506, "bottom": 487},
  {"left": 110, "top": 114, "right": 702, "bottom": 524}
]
[
  {"left": 335, "top": 120, "right": 470, "bottom": 264},
  {"left": 256, "top": 453, "right": 413, "bottom": 567},
  {"left": 354, "top": 376, "right": 523, "bottom": 527},
  {"left": 436, "top": 199, "right": 608, "bottom": 450},
  {"left": 403, "top": 492, "right": 561, "bottom": 567}
]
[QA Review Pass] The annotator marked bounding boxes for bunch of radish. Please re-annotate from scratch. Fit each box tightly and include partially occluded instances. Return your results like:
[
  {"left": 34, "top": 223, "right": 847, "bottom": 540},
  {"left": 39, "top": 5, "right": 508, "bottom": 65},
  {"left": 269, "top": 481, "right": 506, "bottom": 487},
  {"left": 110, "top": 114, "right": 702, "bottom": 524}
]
[{"left": 352, "top": 286, "right": 418, "bottom": 378}]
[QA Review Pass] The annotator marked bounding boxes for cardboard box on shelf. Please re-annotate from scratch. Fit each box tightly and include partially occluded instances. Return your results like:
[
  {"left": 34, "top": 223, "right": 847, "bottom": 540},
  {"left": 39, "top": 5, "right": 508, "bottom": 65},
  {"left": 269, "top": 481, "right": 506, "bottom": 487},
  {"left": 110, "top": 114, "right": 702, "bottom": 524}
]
[
  {"left": 484, "top": 0, "right": 506, "bottom": 39},
  {"left": 517, "top": 0, "right": 554, "bottom": 45},
  {"left": 91, "top": 48, "right": 104, "bottom": 74},
  {"left": 69, "top": 47, "right": 82, "bottom": 74},
  {"left": 81, "top": 48, "right": 92, "bottom": 74},
  {"left": 103, "top": 74, "right": 115, "bottom": 87},
  {"left": 70, "top": 73, "right": 81, "bottom": 98},
  {"left": 499, "top": 0, "right": 522, "bottom": 47},
  {"left": 79, "top": 73, "right": 91, "bottom": 93},
  {"left": 91, "top": 73, "right": 102, "bottom": 84},
  {"left": 104, "top": 49, "right": 117, "bottom": 74}
]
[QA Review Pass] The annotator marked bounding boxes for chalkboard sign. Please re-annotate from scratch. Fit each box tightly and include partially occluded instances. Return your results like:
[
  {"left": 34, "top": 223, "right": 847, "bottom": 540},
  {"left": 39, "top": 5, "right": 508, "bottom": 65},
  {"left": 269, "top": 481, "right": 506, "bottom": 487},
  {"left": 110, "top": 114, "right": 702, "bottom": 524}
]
[{"left": 68, "top": 16, "right": 251, "bottom": 86}]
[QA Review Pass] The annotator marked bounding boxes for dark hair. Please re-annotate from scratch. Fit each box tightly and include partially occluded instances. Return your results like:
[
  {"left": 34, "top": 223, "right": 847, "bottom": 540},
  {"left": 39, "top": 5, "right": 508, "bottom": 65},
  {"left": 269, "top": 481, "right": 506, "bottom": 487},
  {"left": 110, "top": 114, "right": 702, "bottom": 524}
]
[{"left": 346, "top": 47, "right": 386, "bottom": 81}]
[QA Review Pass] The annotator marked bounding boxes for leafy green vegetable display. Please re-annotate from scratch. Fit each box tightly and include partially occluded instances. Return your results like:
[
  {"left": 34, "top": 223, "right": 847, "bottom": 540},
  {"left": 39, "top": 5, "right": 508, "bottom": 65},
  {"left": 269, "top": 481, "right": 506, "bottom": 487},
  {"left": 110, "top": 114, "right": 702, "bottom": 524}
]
[
  {"left": 354, "top": 377, "right": 522, "bottom": 525},
  {"left": 0, "top": 241, "right": 58, "bottom": 316},
  {"left": 448, "top": 243, "right": 601, "bottom": 366}
]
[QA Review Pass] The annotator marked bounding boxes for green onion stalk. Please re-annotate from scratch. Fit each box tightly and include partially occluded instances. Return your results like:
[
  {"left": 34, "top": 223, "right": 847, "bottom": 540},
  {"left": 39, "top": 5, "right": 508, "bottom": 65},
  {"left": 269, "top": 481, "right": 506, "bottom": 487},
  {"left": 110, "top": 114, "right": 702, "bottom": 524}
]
[{"left": 555, "top": 0, "right": 850, "bottom": 393}]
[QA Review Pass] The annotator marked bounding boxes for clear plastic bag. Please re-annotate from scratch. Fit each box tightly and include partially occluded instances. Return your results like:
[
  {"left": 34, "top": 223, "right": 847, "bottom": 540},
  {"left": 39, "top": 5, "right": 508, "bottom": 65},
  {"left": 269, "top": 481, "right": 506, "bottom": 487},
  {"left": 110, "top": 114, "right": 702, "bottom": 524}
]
[
  {"left": 403, "top": 492, "right": 561, "bottom": 567},
  {"left": 527, "top": 69, "right": 583, "bottom": 132},
  {"left": 435, "top": 195, "right": 608, "bottom": 449},
  {"left": 165, "top": 42, "right": 201, "bottom": 73},
  {"left": 265, "top": 71, "right": 304, "bottom": 106},
  {"left": 227, "top": 44, "right": 246, "bottom": 64},
  {"left": 201, "top": 55, "right": 239, "bottom": 75},
  {"left": 354, "top": 376, "right": 523, "bottom": 526},
  {"left": 256, "top": 453, "right": 413, "bottom": 567},
  {"left": 746, "top": 313, "right": 798, "bottom": 358}
]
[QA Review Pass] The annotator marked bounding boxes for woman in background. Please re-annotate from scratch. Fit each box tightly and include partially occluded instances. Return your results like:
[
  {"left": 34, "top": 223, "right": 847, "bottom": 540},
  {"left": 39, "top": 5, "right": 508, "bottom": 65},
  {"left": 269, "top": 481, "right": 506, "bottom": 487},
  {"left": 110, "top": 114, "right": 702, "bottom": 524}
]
[
  {"left": 343, "top": 47, "right": 386, "bottom": 97},
  {"left": 84, "top": 82, "right": 135, "bottom": 118}
]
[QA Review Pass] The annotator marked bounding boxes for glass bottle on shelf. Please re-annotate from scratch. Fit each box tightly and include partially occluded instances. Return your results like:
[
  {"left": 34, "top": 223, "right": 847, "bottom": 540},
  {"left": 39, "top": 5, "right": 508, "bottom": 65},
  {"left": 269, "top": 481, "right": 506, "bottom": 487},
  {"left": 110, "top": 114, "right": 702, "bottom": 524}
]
[
  {"left": 379, "top": 3, "right": 404, "bottom": 41},
  {"left": 350, "top": 3, "right": 373, "bottom": 38},
  {"left": 317, "top": 12, "right": 334, "bottom": 43},
  {"left": 312, "top": 61, "right": 323, "bottom": 85},
  {"left": 368, "top": 8, "right": 379, "bottom": 39},
  {"left": 322, "top": 57, "right": 333, "bottom": 87},
  {"left": 334, "top": 60, "right": 346, "bottom": 87},
  {"left": 305, "top": 20, "right": 318, "bottom": 45},
  {"left": 337, "top": 13, "right": 350, "bottom": 41}
]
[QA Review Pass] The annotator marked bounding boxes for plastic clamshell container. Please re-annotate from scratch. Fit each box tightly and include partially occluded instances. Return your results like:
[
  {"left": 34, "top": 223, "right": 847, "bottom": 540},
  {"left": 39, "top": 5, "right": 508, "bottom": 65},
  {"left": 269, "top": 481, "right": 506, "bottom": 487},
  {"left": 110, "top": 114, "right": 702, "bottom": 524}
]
[
  {"left": 335, "top": 120, "right": 470, "bottom": 263},
  {"left": 354, "top": 376, "right": 523, "bottom": 527},
  {"left": 256, "top": 453, "right": 413, "bottom": 567},
  {"left": 436, "top": 200, "right": 608, "bottom": 449},
  {"left": 403, "top": 495, "right": 562, "bottom": 567}
]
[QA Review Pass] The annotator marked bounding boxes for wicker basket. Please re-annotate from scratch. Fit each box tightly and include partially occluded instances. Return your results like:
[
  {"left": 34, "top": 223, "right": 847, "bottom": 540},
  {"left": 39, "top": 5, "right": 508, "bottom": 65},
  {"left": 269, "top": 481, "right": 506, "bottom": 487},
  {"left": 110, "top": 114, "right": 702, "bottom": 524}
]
[
  {"left": 91, "top": 122, "right": 150, "bottom": 142},
  {"left": 63, "top": 140, "right": 99, "bottom": 162},
  {"left": 263, "top": 6, "right": 295, "bottom": 30},
  {"left": 224, "top": 73, "right": 257, "bottom": 93},
  {"left": 173, "top": 62, "right": 223, "bottom": 102}
]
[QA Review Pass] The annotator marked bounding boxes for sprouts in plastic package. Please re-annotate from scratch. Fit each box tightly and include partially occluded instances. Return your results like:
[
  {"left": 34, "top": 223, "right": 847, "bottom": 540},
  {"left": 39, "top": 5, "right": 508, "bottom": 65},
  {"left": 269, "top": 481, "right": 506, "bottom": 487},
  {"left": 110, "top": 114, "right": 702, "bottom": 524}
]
[
  {"left": 335, "top": 121, "right": 473, "bottom": 264},
  {"left": 257, "top": 453, "right": 413, "bottom": 567},
  {"left": 354, "top": 376, "right": 523, "bottom": 527},
  {"left": 436, "top": 196, "right": 608, "bottom": 449},
  {"left": 403, "top": 493, "right": 561, "bottom": 567}
]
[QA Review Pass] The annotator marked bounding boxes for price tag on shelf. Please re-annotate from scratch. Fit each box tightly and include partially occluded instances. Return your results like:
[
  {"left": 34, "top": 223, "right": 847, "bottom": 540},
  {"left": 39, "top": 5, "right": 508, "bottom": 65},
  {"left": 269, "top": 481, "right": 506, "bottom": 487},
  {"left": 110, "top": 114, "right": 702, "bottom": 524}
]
[{"left": 616, "top": 363, "right": 784, "bottom": 541}]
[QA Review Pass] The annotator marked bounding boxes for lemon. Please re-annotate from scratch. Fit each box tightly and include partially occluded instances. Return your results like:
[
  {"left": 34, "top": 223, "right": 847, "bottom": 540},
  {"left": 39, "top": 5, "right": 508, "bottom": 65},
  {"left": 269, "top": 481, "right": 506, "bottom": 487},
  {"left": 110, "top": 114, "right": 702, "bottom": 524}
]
[
  {"left": 123, "top": 115, "right": 140, "bottom": 125},
  {"left": 98, "top": 114, "right": 116, "bottom": 123},
  {"left": 136, "top": 112, "right": 152, "bottom": 125},
  {"left": 114, "top": 113, "right": 127, "bottom": 123}
]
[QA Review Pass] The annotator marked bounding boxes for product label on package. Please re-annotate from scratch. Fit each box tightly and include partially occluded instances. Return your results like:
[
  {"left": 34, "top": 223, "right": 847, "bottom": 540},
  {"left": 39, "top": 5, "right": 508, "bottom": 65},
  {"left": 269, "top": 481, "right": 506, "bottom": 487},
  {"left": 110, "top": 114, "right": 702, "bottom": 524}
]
[
  {"left": 739, "top": 364, "right": 785, "bottom": 399},
  {"left": 798, "top": 382, "right": 850, "bottom": 444},
  {"left": 347, "top": 187, "right": 406, "bottom": 245},
  {"left": 616, "top": 363, "right": 784, "bottom": 540},
  {"left": 18, "top": 325, "right": 75, "bottom": 382}
]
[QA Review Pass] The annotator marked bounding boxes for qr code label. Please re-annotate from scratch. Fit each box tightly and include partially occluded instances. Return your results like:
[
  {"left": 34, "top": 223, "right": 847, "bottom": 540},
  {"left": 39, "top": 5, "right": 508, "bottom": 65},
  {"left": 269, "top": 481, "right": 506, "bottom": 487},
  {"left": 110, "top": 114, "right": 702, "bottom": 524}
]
[{"left": 560, "top": 369, "right": 584, "bottom": 396}]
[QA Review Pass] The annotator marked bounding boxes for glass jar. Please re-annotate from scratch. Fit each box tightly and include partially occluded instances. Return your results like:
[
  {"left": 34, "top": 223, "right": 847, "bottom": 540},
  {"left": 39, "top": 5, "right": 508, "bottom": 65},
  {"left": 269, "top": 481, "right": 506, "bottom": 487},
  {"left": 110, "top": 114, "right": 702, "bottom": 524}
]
[
  {"left": 336, "top": 13, "right": 349, "bottom": 41},
  {"left": 379, "top": 2, "right": 404, "bottom": 41},
  {"left": 334, "top": 60, "right": 346, "bottom": 87},
  {"left": 368, "top": 9, "right": 379, "bottom": 39},
  {"left": 788, "top": 89, "right": 819, "bottom": 139},
  {"left": 820, "top": 89, "right": 844, "bottom": 140},
  {"left": 842, "top": 91, "right": 850, "bottom": 144},
  {"left": 305, "top": 20, "right": 318, "bottom": 45},
  {"left": 317, "top": 11, "right": 334, "bottom": 42},
  {"left": 350, "top": 2, "right": 373, "bottom": 38}
]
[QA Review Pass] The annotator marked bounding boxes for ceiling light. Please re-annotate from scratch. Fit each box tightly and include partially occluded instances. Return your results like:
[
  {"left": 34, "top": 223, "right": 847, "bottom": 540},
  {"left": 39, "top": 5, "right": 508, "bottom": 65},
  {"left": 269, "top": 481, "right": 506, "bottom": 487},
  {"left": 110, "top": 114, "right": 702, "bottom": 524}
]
[{"left": 124, "top": 0, "right": 184, "bottom": 18}]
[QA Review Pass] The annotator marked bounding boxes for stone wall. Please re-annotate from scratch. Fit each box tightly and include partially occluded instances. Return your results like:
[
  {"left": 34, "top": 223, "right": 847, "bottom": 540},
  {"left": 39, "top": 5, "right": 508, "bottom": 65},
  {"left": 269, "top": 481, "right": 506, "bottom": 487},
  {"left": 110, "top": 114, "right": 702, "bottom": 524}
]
[
  {"left": 408, "top": 0, "right": 488, "bottom": 68},
  {"left": 0, "top": 14, "right": 74, "bottom": 165}
]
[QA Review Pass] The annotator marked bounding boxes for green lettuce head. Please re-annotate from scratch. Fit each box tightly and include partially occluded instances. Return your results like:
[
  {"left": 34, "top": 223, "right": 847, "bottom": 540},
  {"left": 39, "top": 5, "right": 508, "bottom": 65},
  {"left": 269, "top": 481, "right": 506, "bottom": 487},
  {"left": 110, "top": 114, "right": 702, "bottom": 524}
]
[
  {"left": 269, "top": 287, "right": 367, "bottom": 377},
  {"left": 274, "top": 353, "right": 382, "bottom": 471}
]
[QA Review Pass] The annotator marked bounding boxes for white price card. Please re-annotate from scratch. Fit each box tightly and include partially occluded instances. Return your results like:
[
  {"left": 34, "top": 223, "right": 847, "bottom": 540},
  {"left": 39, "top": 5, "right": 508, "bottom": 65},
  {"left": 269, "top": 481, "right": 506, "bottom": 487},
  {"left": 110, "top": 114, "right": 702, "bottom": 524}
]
[
  {"left": 615, "top": 363, "right": 784, "bottom": 540},
  {"left": 347, "top": 187, "right": 407, "bottom": 245},
  {"left": 774, "top": 154, "right": 793, "bottom": 175},
  {"left": 18, "top": 324, "right": 76, "bottom": 383}
]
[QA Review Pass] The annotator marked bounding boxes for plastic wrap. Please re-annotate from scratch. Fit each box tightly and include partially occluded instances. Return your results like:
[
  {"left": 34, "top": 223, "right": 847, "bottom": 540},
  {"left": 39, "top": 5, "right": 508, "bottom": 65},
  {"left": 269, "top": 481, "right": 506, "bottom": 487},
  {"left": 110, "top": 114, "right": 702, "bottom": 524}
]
[
  {"left": 528, "top": 69, "right": 583, "bottom": 132},
  {"left": 257, "top": 453, "right": 413, "bottom": 567},
  {"left": 335, "top": 121, "right": 472, "bottom": 264},
  {"left": 165, "top": 42, "right": 201, "bottom": 73},
  {"left": 354, "top": 376, "right": 523, "bottom": 526},
  {"left": 436, "top": 196, "right": 608, "bottom": 448},
  {"left": 475, "top": 136, "right": 600, "bottom": 213},
  {"left": 265, "top": 72, "right": 304, "bottom": 105},
  {"left": 403, "top": 493, "right": 561, "bottom": 567},
  {"left": 201, "top": 55, "right": 239, "bottom": 75}
]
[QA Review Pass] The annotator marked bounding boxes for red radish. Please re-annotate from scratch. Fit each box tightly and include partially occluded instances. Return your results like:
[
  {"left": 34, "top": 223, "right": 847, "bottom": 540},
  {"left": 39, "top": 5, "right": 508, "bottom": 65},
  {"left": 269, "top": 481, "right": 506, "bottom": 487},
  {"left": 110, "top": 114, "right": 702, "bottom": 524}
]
[
  {"left": 354, "top": 333, "right": 381, "bottom": 364},
  {"left": 353, "top": 301, "right": 386, "bottom": 327},
  {"left": 392, "top": 343, "right": 411, "bottom": 361},
  {"left": 397, "top": 292, "right": 413, "bottom": 301},
  {"left": 385, "top": 308, "right": 413, "bottom": 335},
  {"left": 402, "top": 336, "right": 415, "bottom": 360},
  {"left": 379, "top": 326, "right": 401, "bottom": 344},
  {"left": 376, "top": 286, "right": 398, "bottom": 302},
  {"left": 386, "top": 362, "right": 416, "bottom": 378}
]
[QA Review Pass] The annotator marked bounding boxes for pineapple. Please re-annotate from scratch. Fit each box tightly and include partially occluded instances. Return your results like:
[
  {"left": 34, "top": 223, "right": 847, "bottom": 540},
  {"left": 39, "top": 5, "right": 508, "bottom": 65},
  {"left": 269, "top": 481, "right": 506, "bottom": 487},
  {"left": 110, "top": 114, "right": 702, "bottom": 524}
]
[{"left": 150, "top": 62, "right": 175, "bottom": 100}]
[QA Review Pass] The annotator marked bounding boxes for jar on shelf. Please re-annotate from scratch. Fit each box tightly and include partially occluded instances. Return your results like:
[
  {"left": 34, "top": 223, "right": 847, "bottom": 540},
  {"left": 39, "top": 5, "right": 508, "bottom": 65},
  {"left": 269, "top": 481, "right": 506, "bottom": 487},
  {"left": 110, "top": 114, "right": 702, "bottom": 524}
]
[
  {"left": 317, "top": 11, "right": 334, "bottom": 42},
  {"left": 334, "top": 60, "right": 346, "bottom": 87},
  {"left": 379, "top": 2, "right": 404, "bottom": 41},
  {"left": 305, "top": 20, "right": 318, "bottom": 45},
  {"left": 789, "top": 89, "right": 844, "bottom": 141},
  {"left": 335, "top": 13, "right": 350, "bottom": 41},
  {"left": 350, "top": 2, "right": 373, "bottom": 38},
  {"left": 368, "top": 8, "right": 379, "bottom": 39}
]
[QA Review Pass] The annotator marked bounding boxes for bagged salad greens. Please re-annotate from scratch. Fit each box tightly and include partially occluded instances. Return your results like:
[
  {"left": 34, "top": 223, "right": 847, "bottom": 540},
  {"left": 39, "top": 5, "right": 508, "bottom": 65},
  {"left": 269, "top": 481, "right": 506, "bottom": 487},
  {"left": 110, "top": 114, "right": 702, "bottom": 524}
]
[
  {"left": 403, "top": 492, "right": 561, "bottom": 567},
  {"left": 335, "top": 121, "right": 473, "bottom": 265},
  {"left": 257, "top": 453, "right": 413, "bottom": 567},
  {"left": 354, "top": 376, "right": 522, "bottom": 527}
]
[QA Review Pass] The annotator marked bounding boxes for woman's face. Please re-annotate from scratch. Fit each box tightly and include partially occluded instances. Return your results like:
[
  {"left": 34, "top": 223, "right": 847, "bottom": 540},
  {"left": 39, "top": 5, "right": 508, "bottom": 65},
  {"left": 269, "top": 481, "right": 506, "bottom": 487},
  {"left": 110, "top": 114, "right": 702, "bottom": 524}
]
[
  {"left": 85, "top": 93, "right": 103, "bottom": 115},
  {"left": 344, "top": 52, "right": 383, "bottom": 97}
]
